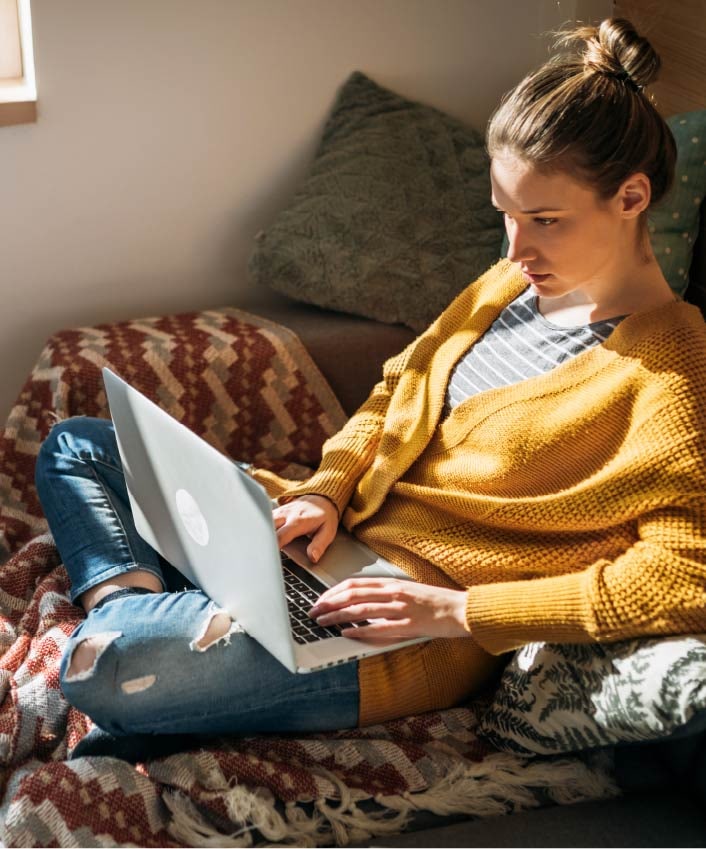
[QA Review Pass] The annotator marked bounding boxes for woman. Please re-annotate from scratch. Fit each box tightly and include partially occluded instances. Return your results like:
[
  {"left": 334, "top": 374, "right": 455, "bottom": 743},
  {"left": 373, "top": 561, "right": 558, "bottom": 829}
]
[{"left": 35, "top": 18, "right": 706, "bottom": 754}]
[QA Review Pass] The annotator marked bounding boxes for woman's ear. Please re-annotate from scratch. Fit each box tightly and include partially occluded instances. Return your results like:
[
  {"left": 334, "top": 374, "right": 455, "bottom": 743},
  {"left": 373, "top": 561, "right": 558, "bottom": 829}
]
[{"left": 617, "top": 172, "right": 652, "bottom": 219}]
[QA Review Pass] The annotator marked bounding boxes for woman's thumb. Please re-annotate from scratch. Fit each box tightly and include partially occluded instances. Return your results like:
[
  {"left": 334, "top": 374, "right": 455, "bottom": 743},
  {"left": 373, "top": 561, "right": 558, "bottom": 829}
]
[{"left": 306, "top": 522, "right": 336, "bottom": 564}]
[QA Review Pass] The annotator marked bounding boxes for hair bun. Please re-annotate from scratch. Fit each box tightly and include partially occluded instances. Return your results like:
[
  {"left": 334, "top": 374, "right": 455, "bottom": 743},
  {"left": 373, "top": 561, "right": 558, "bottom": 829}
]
[
  {"left": 488, "top": 15, "right": 676, "bottom": 211},
  {"left": 555, "top": 18, "right": 661, "bottom": 90},
  {"left": 584, "top": 18, "right": 660, "bottom": 89}
]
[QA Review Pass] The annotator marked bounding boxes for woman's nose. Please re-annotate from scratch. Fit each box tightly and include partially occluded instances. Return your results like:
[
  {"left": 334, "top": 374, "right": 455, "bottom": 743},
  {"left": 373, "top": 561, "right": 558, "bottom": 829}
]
[{"left": 505, "top": 222, "right": 535, "bottom": 264}]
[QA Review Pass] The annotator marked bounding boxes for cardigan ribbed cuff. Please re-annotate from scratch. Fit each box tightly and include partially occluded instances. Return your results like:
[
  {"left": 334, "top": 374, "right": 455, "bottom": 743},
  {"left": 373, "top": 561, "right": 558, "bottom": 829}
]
[
  {"left": 277, "top": 467, "right": 358, "bottom": 519},
  {"left": 466, "top": 571, "right": 596, "bottom": 655}
]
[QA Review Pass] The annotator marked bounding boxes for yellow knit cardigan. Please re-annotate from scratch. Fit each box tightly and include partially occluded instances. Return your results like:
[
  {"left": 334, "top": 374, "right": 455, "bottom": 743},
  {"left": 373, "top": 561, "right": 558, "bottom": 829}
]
[{"left": 258, "top": 259, "right": 706, "bottom": 725}]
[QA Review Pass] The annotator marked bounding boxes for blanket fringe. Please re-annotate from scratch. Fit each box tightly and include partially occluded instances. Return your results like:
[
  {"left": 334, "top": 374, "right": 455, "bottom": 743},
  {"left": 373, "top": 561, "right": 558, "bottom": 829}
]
[
  {"left": 377, "top": 751, "right": 619, "bottom": 819},
  {"left": 164, "top": 787, "right": 273, "bottom": 847},
  {"left": 164, "top": 752, "right": 618, "bottom": 847},
  {"left": 164, "top": 767, "right": 411, "bottom": 848},
  {"left": 164, "top": 784, "right": 329, "bottom": 848}
]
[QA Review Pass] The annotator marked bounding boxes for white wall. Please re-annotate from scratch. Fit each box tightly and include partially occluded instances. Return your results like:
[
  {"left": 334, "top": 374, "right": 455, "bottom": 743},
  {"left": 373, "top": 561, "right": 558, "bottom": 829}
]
[{"left": 0, "top": 0, "right": 611, "bottom": 420}]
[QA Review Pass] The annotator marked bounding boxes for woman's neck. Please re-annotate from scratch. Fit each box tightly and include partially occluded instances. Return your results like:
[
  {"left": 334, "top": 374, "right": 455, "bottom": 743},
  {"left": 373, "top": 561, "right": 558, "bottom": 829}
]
[{"left": 538, "top": 255, "right": 677, "bottom": 328}]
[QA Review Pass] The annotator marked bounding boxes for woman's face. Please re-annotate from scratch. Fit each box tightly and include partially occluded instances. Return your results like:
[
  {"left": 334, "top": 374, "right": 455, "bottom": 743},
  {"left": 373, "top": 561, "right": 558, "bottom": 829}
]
[{"left": 490, "top": 154, "right": 641, "bottom": 299}]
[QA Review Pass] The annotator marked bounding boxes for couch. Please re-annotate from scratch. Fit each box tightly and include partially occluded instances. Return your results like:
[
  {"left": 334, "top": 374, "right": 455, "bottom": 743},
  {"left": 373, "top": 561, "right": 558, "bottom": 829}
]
[{"left": 1, "top": 68, "right": 706, "bottom": 847}]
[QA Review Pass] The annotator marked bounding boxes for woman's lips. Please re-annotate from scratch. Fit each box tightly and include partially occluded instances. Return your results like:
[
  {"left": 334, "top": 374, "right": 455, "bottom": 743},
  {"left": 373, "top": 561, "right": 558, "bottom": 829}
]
[{"left": 522, "top": 270, "right": 551, "bottom": 284}]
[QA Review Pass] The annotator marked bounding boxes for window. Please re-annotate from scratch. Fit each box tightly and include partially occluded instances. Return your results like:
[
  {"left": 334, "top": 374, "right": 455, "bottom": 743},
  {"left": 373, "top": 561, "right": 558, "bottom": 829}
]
[{"left": 0, "top": 0, "right": 36, "bottom": 127}]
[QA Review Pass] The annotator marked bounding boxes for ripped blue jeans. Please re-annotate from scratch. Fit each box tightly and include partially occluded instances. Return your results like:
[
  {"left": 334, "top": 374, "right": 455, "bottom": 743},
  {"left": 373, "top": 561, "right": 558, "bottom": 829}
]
[{"left": 34, "top": 417, "right": 359, "bottom": 737}]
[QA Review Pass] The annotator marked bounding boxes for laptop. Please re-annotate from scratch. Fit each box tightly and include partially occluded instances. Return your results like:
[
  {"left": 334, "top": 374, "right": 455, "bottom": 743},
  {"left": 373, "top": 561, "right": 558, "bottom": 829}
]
[{"left": 102, "top": 368, "right": 427, "bottom": 673}]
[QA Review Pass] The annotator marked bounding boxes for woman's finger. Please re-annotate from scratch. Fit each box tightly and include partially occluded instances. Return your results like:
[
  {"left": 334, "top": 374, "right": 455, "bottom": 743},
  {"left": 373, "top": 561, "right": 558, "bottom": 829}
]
[
  {"left": 314, "top": 600, "right": 406, "bottom": 626},
  {"left": 275, "top": 516, "right": 317, "bottom": 548},
  {"left": 312, "top": 580, "right": 471, "bottom": 640},
  {"left": 310, "top": 580, "right": 405, "bottom": 615},
  {"left": 272, "top": 495, "right": 339, "bottom": 555},
  {"left": 314, "top": 577, "right": 402, "bottom": 602},
  {"left": 339, "top": 619, "right": 416, "bottom": 641},
  {"left": 305, "top": 517, "right": 338, "bottom": 563},
  {"left": 275, "top": 519, "right": 300, "bottom": 548}
]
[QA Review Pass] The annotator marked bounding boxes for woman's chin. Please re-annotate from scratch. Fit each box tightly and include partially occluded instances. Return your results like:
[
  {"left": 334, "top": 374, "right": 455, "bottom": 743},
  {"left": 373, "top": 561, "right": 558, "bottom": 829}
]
[{"left": 527, "top": 277, "right": 557, "bottom": 296}]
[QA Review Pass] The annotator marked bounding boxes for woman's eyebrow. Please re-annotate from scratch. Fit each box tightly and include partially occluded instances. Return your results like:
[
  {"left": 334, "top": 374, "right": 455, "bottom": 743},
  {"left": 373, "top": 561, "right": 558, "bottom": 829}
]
[
  {"left": 492, "top": 202, "right": 568, "bottom": 213},
  {"left": 521, "top": 207, "right": 567, "bottom": 213}
]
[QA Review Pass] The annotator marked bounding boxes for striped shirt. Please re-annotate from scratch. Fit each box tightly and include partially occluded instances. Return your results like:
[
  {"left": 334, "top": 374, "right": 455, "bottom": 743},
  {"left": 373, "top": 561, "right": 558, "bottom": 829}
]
[{"left": 444, "top": 287, "right": 623, "bottom": 413}]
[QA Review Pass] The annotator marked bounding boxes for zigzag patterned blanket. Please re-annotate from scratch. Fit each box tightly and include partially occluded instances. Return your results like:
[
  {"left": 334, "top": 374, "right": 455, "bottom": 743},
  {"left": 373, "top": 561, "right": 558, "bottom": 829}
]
[{"left": 0, "top": 308, "right": 617, "bottom": 846}]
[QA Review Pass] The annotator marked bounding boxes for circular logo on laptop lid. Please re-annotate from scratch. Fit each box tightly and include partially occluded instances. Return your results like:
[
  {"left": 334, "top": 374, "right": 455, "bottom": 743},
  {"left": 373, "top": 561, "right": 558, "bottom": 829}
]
[{"left": 175, "top": 488, "right": 210, "bottom": 547}]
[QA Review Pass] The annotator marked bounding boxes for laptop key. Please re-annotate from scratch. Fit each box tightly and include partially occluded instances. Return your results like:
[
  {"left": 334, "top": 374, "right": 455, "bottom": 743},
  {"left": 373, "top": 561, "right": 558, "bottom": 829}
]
[{"left": 281, "top": 559, "right": 346, "bottom": 644}]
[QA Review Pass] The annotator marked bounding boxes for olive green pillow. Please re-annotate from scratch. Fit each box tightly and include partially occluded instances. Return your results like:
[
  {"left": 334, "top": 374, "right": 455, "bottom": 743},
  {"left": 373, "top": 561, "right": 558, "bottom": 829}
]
[{"left": 249, "top": 72, "right": 504, "bottom": 332}]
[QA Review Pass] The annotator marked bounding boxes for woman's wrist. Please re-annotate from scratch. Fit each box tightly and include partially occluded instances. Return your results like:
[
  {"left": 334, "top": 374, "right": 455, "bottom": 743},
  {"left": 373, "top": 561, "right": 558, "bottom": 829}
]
[
  {"left": 452, "top": 589, "right": 472, "bottom": 637},
  {"left": 285, "top": 491, "right": 340, "bottom": 520}
]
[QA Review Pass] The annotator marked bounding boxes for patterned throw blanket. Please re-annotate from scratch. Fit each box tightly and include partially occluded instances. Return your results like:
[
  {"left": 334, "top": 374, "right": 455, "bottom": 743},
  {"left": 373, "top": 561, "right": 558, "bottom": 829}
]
[{"left": 0, "top": 308, "right": 617, "bottom": 847}]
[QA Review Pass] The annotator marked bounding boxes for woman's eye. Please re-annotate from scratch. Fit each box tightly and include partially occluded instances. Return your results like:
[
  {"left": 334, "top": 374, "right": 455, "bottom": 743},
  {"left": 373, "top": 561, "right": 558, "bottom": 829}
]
[{"left": 535, "top": 217, "right": 557, "bottom": 226}]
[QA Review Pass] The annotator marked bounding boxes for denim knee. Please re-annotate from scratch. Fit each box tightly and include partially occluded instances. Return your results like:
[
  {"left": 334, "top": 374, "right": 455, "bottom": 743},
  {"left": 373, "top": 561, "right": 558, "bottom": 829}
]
[
  {"left": 36, "top": 416, "right": 112, "bottom": 490},
  {"left": 60, "top": 624, "right": 127, "bottom": 733},
  {"left": 59, "top": 590, "right": 361, "bottom": 737},
  {"left": 36, "top": 418, "right": 68, "bottom": 491}
]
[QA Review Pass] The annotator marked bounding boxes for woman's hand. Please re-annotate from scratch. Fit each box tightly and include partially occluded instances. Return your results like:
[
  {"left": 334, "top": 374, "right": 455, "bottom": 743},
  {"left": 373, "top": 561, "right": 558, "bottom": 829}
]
[
  {"left": 272, "top": 494, "right": 339, "bottom": 563},
  {"left": 308, "top": 578, "right": 471, "bottom": 640}
]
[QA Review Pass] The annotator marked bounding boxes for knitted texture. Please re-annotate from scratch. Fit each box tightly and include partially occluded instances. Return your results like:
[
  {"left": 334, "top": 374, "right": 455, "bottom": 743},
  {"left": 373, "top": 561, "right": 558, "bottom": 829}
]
[{"left": 277, "top": 259, "right": 706, "bottom": 726}]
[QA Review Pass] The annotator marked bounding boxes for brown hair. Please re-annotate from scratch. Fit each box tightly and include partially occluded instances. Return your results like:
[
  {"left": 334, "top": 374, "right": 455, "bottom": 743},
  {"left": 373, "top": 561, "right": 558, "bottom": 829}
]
[{"left": 486, "top": 18, "right": 676, "bottom": 210}]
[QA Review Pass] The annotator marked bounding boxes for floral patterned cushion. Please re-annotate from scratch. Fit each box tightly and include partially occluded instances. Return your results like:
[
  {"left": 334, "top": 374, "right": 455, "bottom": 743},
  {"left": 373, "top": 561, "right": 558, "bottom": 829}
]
[{"left": 478, "top": 634, "right": 706, "bottom": 757}]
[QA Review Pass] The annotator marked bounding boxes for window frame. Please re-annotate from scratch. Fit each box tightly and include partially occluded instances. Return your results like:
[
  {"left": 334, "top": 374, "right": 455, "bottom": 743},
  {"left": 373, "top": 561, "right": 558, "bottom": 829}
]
[{"left": 0, "top": 0, "right": 36, "bottom": 127}]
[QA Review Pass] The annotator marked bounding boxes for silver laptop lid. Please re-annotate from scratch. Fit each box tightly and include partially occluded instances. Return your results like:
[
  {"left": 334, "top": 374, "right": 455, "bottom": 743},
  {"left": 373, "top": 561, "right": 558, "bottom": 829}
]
[{"left": 102, "top": 367, "right": 298, "bottom": 672}]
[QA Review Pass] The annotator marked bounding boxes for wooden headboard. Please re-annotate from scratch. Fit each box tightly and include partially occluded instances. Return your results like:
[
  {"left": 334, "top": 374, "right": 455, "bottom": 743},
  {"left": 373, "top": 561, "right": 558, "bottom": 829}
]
[
  {"left": 614, "top": 0, "right": 706, "bottom": 303},
  {"left": 614, "top": 0, "right": 706, "bottom": 117}
]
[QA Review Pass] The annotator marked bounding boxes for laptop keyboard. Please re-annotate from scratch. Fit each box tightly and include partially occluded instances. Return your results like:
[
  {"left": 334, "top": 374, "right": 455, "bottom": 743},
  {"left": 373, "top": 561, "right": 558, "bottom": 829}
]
[
  {"left": 281, "top": 556, "right": 371, "bottom": 644},
  {"left": 281, "top": 557, "right": 342, "bottom": 643}
]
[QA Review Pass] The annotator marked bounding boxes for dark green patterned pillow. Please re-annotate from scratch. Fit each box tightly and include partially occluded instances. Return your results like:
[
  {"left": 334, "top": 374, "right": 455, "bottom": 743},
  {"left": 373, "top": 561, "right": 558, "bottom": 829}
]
[
  {"left": 249, "top": 72, "right": 504, "bottom": 332},
  {"left": 478, "top": 634, "right": 706, "bottom": 757},
  {"left": 649, "top": 109, "right": 706, "bottom": 295}
]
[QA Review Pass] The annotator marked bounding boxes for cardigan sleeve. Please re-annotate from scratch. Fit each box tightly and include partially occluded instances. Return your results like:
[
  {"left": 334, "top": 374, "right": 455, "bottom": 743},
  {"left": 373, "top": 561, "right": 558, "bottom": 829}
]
[
  {"left": 266, "top": 260, "right": 519, "bottom": 515},
  {"left": 275, "top": 339, "right": 419, "bottom": 516},
  {"left": 465, "top": 497, "right": 706, "bottom": 654}
]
